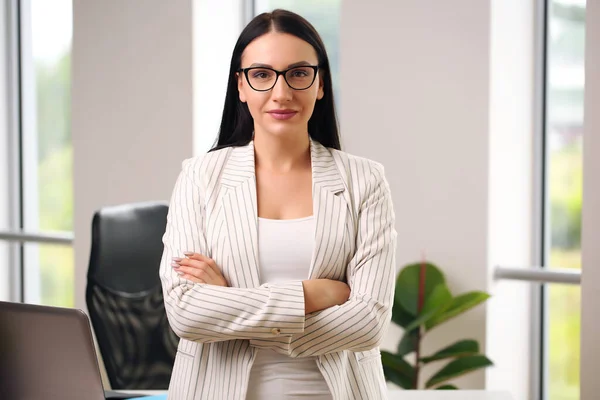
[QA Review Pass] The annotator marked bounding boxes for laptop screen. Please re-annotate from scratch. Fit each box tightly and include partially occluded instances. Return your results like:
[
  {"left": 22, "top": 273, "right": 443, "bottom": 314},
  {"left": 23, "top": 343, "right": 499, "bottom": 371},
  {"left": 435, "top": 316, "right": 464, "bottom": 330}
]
[{"left": 0, "top": 301, "right": 106, "bottom": 400}]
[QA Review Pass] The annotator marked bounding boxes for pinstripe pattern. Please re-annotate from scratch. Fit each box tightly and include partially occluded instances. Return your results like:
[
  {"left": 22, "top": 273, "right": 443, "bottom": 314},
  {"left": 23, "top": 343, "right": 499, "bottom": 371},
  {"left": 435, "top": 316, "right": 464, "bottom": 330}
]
[{"left": 160, "top": 138, "right": 397, "bottom": 399}]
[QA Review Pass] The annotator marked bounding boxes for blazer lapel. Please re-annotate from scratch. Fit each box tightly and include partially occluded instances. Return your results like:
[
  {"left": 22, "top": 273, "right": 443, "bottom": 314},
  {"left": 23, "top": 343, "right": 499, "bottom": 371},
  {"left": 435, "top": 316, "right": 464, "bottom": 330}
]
[
  {"left": 309, "top": 139, "right": 349, "bottom": 280},
  {"left": 220, "top": 142, "right": 261, "bottom": 289}
]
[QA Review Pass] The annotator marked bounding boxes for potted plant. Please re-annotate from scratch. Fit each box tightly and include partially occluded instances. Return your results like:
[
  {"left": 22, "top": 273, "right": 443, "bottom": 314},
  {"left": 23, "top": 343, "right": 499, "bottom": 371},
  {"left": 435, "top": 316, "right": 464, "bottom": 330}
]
[{"left": 382, "top": 261, "right": 493, "bottom": 390}]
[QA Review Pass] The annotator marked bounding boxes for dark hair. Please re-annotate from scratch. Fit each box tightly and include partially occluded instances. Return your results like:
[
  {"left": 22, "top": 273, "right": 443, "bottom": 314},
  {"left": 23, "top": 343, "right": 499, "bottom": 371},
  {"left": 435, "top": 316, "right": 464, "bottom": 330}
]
[{"left": 210, "top": 9, "right": 341, "bottom": 152}]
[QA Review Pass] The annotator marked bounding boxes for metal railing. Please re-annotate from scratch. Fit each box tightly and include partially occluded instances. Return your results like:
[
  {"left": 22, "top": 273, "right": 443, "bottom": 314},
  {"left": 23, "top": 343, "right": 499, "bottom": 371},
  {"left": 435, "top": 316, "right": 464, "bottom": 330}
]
[
  {"left": 1, "top": 231, "right": 582, "bottom": 285},
  {"left": 0, "top": 230, "right": 74, "bottom": 245},
  {"left": 494, "top": 265, "right": 581, "bottom": 285}
]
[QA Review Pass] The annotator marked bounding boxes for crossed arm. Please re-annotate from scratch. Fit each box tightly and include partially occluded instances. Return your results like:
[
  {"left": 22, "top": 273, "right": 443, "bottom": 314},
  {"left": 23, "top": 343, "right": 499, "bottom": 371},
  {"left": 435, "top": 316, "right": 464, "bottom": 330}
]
[{"left": 160, "top": 159, "right": 396, "bottom": 355}]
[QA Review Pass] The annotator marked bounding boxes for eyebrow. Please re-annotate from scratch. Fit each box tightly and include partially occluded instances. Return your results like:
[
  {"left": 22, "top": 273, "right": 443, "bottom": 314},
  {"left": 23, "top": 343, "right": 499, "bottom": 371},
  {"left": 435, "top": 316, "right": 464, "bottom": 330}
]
[{"left": 248, "top": 61, "right": 313, "bottom": 69}]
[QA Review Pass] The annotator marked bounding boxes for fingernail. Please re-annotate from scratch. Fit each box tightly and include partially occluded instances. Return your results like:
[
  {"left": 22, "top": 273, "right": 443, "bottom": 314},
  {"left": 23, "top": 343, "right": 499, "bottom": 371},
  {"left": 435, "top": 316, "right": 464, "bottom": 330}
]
[
  {"left": 183, "top": 251, "right": 194, "bottom": 256},
  {"left": 171, "top": 262, "right": 180, "bottom": 268},
  {"left": 172, "top": 257, "right": 183, "bottom": 262},
  {"left": 176, "top": 271, "right": 184, "bottom": 276}
]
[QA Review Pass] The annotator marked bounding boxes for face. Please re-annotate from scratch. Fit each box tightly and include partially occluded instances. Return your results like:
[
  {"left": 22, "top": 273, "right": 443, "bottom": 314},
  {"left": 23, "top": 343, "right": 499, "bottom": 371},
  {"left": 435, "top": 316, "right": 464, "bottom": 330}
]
[{"left": 237, "top": 31, "right": 325, "bottom": 140}]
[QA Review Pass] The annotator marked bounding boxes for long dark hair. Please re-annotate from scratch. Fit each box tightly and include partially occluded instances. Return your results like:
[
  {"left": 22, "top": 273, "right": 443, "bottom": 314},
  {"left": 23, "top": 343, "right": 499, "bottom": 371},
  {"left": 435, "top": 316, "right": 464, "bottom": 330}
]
[{"left": 210, "top": 9, "right": 340, "bottom": 152}]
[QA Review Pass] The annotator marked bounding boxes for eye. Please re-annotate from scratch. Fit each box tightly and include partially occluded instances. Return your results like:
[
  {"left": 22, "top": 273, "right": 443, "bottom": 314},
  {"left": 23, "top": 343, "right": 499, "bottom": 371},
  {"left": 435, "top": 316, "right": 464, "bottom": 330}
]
[
  {"left": 290, "top": 68, "right": 310, "bottom": 77},
  {"left": 251, "top": 69, "right": 274, "bottom": 80}
]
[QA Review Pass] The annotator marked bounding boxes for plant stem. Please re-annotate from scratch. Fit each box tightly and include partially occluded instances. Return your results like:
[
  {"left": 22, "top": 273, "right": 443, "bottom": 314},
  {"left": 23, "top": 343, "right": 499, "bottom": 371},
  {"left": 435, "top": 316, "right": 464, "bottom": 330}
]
[
  {"left": 418, "top": 257, "right": 426, "bottom": 311},
  {"left": 414, "top": 258, "right": 427, "bottom": 389},
  {"left": 414, "top": 326, "right": 421, "bottom": 389}
]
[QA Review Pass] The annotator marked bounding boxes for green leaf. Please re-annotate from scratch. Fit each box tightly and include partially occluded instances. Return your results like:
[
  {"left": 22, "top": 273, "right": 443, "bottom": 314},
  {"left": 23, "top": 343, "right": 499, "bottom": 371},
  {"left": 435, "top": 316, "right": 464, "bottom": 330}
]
[
  {"left": 425, "top": 291, "right": 491, "bottom": 331},
  {"left": 395, "top": 263, "right": 446, "bottom": 316},
  {"left": 403, "top": 284, "right": 453, "bottom": 332},
  {"left": 392, "top": 266, "right": 451, "bottom": 332},
  {"left": 422, "top": 283, "right": 452, "bottom": 315},
  {"left": 435, "top": 384, "right": 458, "bottom": 390},
  {"left": 391, "top": 300, "right": 414, "bottom": 328},
  {"left": 403, "top": 306, "right": 440, "bottom": 332},
  {"left": 397, "top": 329, "right": 419, "bottom": 356},
  {"left": 420, "top": 340, "right": 479, "bottom": 364},
  {"left": 382, "top": 364, "right": 414, "bottom": 389},
  {"left": 381, "top": 351, "right": 415, "bottom": 389},
  {"left": 381, "top": 351, "right": 415, "bottom": 378},
  {"left": 425, "top": 355, "right": 493, "bottom": 388}
]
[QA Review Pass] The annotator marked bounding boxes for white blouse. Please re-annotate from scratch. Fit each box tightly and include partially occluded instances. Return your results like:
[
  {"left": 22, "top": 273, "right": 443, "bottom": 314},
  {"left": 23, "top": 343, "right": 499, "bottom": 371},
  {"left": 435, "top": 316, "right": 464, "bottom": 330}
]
[{"left": 246, "top": 216, "right": 332, "bottom": 400}]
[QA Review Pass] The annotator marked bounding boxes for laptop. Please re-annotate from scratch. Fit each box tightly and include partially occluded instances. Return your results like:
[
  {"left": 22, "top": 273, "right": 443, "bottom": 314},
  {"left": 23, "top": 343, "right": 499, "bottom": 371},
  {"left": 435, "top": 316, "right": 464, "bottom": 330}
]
[{"left": 0, "top": 301, "right": 159, "bottom": 400}]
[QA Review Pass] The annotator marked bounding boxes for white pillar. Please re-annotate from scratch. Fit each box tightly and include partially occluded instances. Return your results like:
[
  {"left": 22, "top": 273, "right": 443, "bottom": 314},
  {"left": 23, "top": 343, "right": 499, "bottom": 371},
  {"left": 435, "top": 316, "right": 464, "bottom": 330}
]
[
  {"left": 579, "top": 0, "right": 600, "bottom": 398},
  {"left": 0, "top": 0, "right": 13, "bottom": 302},
  {"left": 192, "top": 0, "right": 246, "bottom": 155}
]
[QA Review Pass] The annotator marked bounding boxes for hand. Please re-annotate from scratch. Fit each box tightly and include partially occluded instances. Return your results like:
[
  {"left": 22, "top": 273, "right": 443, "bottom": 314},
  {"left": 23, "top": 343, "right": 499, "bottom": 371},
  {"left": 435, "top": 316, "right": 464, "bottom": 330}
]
[{"left": 171, "top": 252, "right": 228, "bottom": 287}]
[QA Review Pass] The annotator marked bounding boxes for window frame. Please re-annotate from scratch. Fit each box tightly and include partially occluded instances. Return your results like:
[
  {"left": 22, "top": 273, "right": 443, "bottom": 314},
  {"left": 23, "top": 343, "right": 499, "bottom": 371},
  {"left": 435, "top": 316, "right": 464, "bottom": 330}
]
[
  {"left": 0, "top": 0, "right": 74, "bottom": 304},
  {"left": 494, "top": 1, "right": 585, "bottom": 400}
]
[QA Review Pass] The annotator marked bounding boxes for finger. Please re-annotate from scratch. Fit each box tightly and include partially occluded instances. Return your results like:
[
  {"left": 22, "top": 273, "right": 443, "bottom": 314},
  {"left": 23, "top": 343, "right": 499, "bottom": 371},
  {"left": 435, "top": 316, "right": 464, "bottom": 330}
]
[
  {"left": 185, "top": 253, "right": 221, "bottom": 276},
  {"left": 179, "top": 273, "right": 206, "bottom": 284},
  {"left": 175, "top": 265, "right": 212, "bottom": 283},
  {"left": 176, "top": 267, "right": 214, "bottom": 285},
  {"left": 177, "top": 254, "right": 227, "bottom": 287},
  {"left": 177, "top": 259, "right": 218, "bottom": 282},
  {"left": 183, "top": 252, "right": 217, "bottom": 269}
]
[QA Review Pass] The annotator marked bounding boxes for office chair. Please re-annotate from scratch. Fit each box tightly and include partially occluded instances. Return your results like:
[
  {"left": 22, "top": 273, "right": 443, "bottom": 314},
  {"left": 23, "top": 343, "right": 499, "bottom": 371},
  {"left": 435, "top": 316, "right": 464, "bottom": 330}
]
[{"left": 86, "top": 201, "right": 179, "bottom": 390}]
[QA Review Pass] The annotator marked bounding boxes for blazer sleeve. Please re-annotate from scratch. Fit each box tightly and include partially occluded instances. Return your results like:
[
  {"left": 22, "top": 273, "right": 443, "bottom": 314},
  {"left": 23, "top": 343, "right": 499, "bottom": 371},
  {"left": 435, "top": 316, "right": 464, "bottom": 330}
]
[
  {"left": 250, "top": 162, "right": 397, "bottom": 357},
  {"left": 160, "top": 158, "right": 306, "bottom": 343}
]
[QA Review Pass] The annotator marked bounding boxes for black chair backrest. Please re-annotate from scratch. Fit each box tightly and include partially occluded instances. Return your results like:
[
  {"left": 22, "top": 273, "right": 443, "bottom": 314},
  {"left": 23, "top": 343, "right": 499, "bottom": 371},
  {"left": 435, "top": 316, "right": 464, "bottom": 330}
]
[{"left": 86, "top": 201, "right": 178, "bottom": 390}]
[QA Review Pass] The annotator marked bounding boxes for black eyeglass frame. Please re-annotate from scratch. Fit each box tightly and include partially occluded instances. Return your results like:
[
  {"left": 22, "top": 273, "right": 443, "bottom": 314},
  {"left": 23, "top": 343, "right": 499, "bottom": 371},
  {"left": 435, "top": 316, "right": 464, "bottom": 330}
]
[{"left": 237, "top": 65, "right": 320, "bottom": 92}]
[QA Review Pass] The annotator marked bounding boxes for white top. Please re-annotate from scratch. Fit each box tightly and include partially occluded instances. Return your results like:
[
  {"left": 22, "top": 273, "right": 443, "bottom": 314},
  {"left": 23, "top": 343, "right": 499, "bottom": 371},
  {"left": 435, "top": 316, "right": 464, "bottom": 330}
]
[{"left": 246, "top": 216, "right": 332, "bottom": 400}]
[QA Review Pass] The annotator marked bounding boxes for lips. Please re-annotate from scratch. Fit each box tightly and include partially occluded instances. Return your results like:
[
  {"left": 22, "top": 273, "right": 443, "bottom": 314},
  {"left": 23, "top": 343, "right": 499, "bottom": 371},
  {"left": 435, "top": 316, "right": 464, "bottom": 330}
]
[{"left": 267, "top": 109, "right": 298, "bottom": 120}]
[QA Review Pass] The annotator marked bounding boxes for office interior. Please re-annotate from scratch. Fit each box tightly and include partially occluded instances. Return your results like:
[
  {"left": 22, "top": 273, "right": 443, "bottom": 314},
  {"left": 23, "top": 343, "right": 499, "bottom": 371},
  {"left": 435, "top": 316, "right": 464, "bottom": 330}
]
[{"left": 0, "top": 1, "right": 598, "bottom": 399}]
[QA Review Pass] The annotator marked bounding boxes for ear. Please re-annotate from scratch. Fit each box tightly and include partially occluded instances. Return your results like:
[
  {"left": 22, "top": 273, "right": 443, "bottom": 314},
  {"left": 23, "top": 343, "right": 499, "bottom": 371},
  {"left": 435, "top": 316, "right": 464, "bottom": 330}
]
[
  {"left": 237, "top": 72, "right": 247, "bottom": 103},
  {"left": 316, "top": 72, "right": 325, "bottom": 100}
]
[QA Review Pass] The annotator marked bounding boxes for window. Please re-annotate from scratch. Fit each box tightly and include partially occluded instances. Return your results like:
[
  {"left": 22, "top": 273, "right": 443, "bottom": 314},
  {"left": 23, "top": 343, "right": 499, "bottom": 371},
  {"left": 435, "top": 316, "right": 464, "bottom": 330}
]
[
  {"left": 544, "top": 0, "right": 585, "bottom": 399},
  {"left": 0, "top": 0, "right": 73, "bottom": 307},
  {"left": 253, "top": 0, "right": 341, "bottom": 103}
]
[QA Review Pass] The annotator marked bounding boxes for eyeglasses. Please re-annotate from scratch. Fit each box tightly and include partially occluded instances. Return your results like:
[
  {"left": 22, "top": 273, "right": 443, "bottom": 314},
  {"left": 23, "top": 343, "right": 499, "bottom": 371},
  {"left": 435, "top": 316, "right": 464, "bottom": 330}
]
[{"left": 238, "top": 65, "right": 320, "bottom": 92}]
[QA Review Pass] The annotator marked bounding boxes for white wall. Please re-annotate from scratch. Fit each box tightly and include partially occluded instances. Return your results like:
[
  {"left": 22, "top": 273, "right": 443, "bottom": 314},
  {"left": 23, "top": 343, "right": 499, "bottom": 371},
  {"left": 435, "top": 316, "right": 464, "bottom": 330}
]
[
  {"left": 340, "top": 0, "right": 491, "bottom": 389},
  {"left": 72, "top": 0, "right": 194, "bottom": 309},
  {"left": 580, "top": 0, "right": 600, "bottom": 398},
  {"left": 72, "top": 0, "right": 194, "bottom": 386},
  {"left": 341, "top": 0, "right": 531, "bottom": 393}
]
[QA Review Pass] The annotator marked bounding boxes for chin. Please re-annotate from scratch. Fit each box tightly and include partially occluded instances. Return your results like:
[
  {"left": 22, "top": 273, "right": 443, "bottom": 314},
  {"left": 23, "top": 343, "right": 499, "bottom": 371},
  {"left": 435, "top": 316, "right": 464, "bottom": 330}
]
[{"left": 261, "top": 122, "right": 304, "bottom": 137}]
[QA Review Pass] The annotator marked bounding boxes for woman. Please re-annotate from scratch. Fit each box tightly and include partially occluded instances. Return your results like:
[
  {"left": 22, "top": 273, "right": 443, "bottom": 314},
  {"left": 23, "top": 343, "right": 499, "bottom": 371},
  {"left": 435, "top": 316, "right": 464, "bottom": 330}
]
[{"left": 160, "top": 9, "right": 397, "bottom": 400}]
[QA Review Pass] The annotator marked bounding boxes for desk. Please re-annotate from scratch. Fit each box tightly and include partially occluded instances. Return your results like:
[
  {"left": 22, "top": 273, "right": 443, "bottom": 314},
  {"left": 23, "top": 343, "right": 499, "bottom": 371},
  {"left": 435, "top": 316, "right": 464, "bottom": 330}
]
[
  {"left": 110, "top": 391, "right": 167, "bottom": 398},
  {"left": 388, "top": 391, "right": 512, "bottom": 400},
  {"left": 117, "top": 390, "right": 512, "bottom": 399}
]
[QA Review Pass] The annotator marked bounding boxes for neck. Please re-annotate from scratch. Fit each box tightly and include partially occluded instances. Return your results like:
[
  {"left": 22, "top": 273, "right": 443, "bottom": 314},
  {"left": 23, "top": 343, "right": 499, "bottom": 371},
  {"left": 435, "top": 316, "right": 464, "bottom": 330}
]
[{"left": 253, "top": 132, "right": 311, "bottom": 172}]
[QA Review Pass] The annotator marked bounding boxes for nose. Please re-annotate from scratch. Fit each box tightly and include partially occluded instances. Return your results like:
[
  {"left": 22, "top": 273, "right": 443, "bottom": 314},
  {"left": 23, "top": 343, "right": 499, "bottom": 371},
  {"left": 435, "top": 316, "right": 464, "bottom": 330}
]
[{"left": 270, "top": 74, "right": 293, "bottom": 102}]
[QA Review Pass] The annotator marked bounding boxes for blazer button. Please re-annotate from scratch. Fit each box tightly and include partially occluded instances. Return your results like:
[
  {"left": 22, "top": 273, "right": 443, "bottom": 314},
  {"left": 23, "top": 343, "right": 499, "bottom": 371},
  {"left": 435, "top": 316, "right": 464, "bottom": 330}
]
[{"left": 271, "top": 328, "right": 281, "bottom": 335}]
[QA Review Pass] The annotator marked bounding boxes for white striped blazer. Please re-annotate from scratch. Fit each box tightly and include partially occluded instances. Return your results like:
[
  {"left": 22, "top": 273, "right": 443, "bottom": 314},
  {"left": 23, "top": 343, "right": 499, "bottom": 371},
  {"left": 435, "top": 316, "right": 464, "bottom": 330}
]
[{"left": 159, "top": 138, "right": 397, "bottom": 400}]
